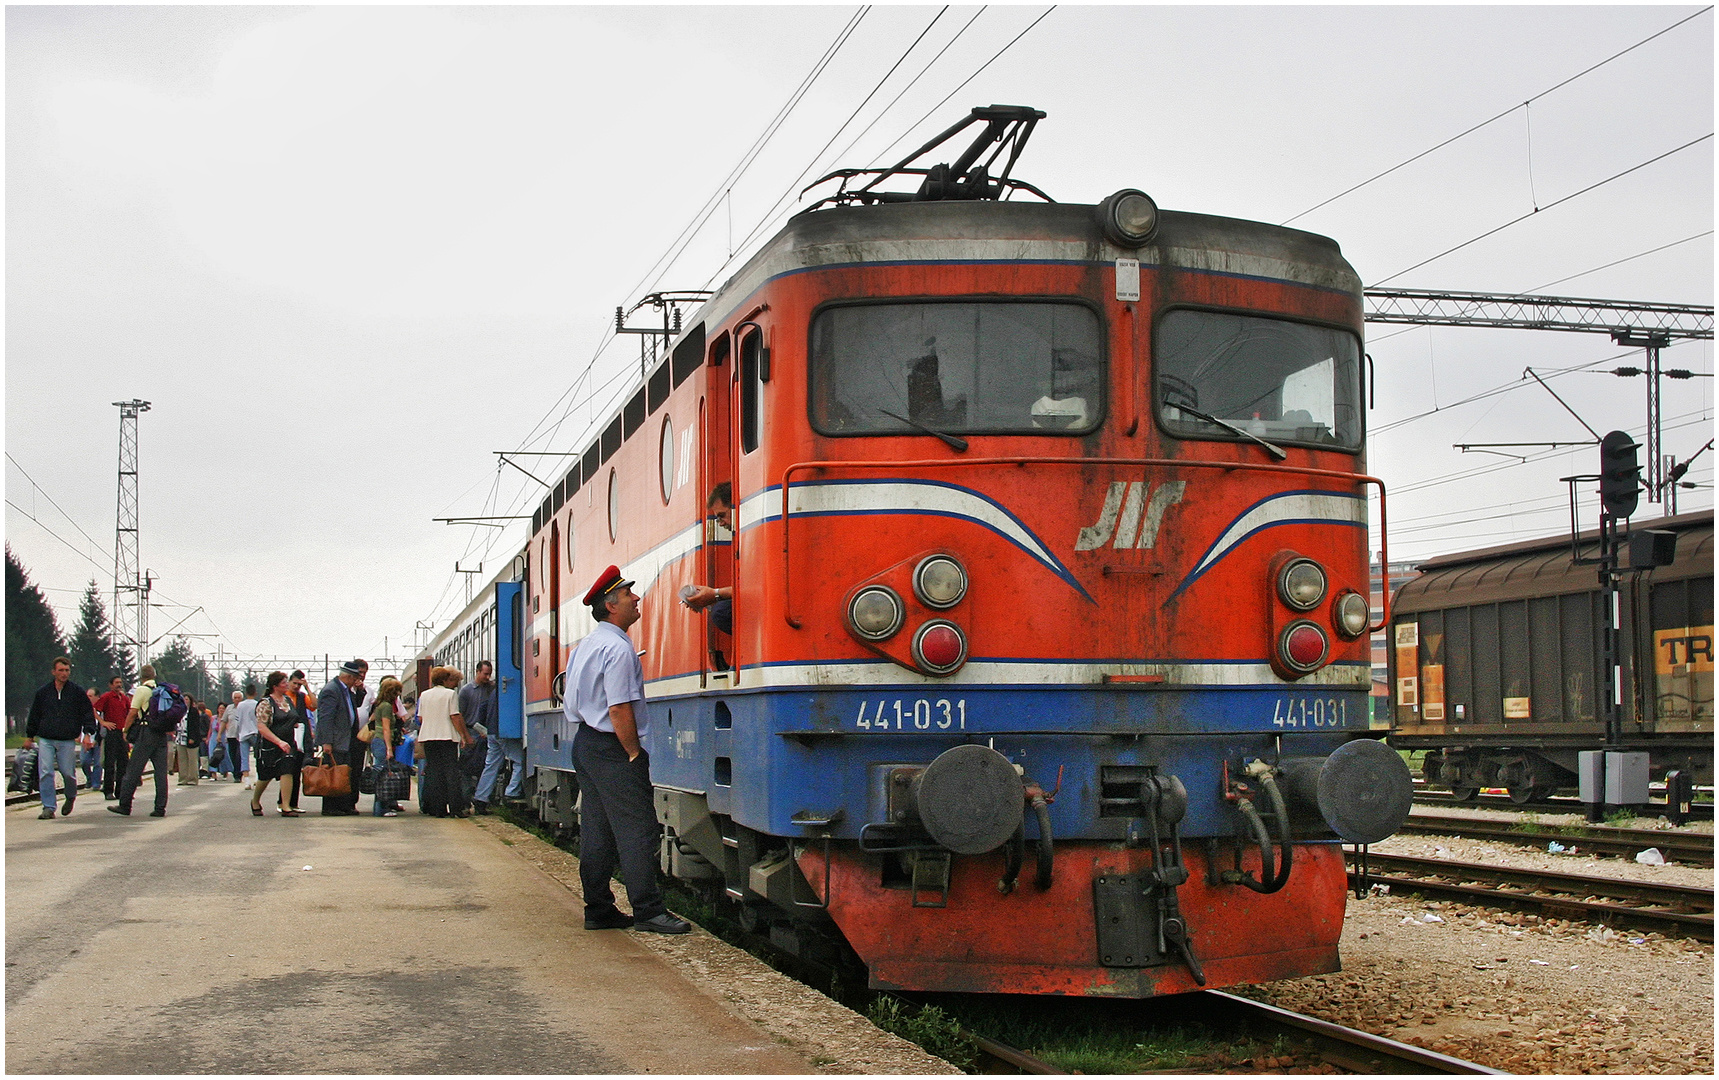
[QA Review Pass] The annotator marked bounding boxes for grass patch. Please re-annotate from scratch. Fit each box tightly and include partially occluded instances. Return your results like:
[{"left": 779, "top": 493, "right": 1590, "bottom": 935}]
[
  {"left": 1604, "top": 808, "right": 1638, "bottom": 826},
  {"left": 6, "top": 734, "right": 25, "bottom": 749},
  {"left": 1509, "top": 812, "right": 1541, "bottom": 832},
  {"left": 865, "top": 997, "right": 977, "bottom": 1072}
]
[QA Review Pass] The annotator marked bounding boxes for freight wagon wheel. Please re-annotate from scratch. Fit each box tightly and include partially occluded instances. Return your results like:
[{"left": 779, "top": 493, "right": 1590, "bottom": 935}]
[
  {"left": 1448, "top": 786, "right": 1479, "bottom": 803},
  {"left": 1506, "top": 786, "right": 1538, "bottom": 805}
]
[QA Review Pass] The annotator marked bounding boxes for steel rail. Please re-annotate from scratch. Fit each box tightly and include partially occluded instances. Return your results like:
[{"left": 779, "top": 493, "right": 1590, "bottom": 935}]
[
  {"left": 1350, "top": 853, "right": 1714, "bottom": 941},
  {"left": 1196, "top": 991, "right": 1504, "bottom": 1074},
  {"left": 965, "top": 993, "right": 1499, "bottom": 1074},
  {"left": 1415, "top": 789, "right": 1713, "bottom": 821},
  {"left": 1399, "top": 813, "right": 1715, "bottom": 867}
]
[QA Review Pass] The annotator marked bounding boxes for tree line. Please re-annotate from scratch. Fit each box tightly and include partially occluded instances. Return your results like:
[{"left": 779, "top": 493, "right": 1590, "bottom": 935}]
[{"left": 6, "top": 546, "right": 241, "bottom": 721}]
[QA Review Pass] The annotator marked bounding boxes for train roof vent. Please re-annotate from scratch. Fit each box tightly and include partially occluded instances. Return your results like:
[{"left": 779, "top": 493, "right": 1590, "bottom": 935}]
[{"left": 801, "top": 104, "right": 1054, "bottom": 211}]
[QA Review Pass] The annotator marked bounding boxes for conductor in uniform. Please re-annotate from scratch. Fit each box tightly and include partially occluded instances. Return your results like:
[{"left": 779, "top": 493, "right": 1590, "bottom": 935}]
[{"left": 565, "top": 565, "right": 691, "bottom": 935}]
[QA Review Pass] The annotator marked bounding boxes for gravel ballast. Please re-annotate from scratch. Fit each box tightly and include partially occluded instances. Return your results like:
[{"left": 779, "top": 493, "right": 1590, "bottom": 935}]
[{"left": 1242, "top": 813, "right": 1714, "bottom": 1074}]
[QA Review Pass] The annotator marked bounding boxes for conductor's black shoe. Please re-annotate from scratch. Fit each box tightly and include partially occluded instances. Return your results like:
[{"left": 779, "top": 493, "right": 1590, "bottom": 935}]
[
  {"left": 633, "top": 913, "right": 692, "bottom": 935},
  {"left": 148, "top": 808, "right": 166, "bottom": 817},
  {"left": 108, "top": 805, "right": 130, "bottom": 816},
  {"left": 584, "top": 910, "right": 634, "bottom": 930}
]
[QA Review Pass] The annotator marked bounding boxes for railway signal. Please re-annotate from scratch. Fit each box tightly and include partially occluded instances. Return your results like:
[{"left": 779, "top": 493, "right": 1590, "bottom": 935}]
[{"left": 1599, "top": 430, "right": 1643, "bottom": 519}]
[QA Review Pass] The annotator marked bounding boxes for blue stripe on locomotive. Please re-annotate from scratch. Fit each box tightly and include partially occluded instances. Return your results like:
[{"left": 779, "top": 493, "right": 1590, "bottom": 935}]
[{"left": 642, "top": 685, "right": 1367, "bottom": 842}]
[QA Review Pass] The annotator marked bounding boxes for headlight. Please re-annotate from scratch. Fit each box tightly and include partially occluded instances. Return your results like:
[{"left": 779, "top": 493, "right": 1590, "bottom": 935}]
[
  {"left": 1279, "top": 621, "right": 1330, "bottom": 674},
  {"left": 913, "top": 555, "right": 967, "bottom": 609},
  {"left": 848, "top": 587, "right": 904, "bottom": 641},
  {"left": 1098, "top": 188, "right": 1160, "bottom": 248},
  {"left": 912, "top": 620, "right": 968, "bottom": 676},
  {"left": 1278, "top": 558, "right": 1327, "bottom": 611},
  {"left": 1334, "top": 592, "right": 1369, "bottom": 638}
]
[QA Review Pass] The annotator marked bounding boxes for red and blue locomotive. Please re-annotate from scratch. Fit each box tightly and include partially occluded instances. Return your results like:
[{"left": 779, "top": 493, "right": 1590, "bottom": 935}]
[{"left": 515, "top": 106, "right": 1412, "bottom": 997}]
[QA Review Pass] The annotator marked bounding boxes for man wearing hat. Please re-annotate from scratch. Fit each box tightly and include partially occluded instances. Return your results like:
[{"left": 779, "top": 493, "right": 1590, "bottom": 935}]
[
  {"left": 315, "top": 660, "right": 367, "bottom": 816},
  {"left": 564, "top": 565, "right": 690, "bottom": 934}
]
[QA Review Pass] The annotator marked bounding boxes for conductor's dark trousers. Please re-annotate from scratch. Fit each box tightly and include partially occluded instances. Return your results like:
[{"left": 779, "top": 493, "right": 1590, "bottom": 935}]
[{"left": 572, "top": 724, "right": 666, "bottom": 923}]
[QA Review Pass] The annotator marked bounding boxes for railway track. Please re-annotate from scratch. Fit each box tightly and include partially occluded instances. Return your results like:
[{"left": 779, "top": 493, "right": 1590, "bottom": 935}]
[
  {"left": 1400, "top": 812, "right": 1715, "bottom": 867},
  {"left": 1349, "top": 851, "right": 1714, "bottom": 941},
  {"left": 967, "top": 991, "right": 1500, "bottom": 1074},
  {"left": 1415, "top": 788, "right": 1713, "bottom": 821}
]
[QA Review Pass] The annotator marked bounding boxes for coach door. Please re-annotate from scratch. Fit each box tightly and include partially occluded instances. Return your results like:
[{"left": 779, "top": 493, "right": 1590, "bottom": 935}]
[
  {"left": 548, "top": 519, "right": 562, "bottom": 701},
  {"left": 495, "top": 580, "right": 524, "bottom": 739}
]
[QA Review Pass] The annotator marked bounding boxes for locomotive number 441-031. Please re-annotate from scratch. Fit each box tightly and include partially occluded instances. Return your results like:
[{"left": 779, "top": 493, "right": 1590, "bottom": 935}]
[
  {"left": 856, "top": 698, "right": 967, "bottom": 731},
  {"left": 1272, "top": 697, "right": 1350, "bottom": 728}
]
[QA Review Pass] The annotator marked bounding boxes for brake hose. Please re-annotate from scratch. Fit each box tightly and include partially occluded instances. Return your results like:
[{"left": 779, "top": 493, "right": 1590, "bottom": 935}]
[{"left": 1031, "top": 792, "right": 1054, "bottom": 890}]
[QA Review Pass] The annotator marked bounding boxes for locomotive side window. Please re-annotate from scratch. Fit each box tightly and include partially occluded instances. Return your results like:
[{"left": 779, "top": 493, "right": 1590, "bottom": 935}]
[
  {"left": 810, "top": 301, "right": 1103, "bottom": 436},
  {"left": 1155, "top": 310, "right": 1360, "bottom": 450},
  {"left": 740, "top": 330, "right": 763, "bottom": 454}
]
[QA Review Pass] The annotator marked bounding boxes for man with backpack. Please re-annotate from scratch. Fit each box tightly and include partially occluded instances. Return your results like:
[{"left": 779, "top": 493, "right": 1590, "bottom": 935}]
[{"left": 109, "top": 664, "right": 181, "bottom": 817}]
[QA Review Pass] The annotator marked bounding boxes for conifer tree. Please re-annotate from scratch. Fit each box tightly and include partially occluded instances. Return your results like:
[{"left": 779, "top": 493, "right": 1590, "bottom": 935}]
[
  {"left": 68, "top": 580, "right": 131, "bottom": 686},
  {"left": 6, "top": 546, "right": 68, "bottom": 720}
]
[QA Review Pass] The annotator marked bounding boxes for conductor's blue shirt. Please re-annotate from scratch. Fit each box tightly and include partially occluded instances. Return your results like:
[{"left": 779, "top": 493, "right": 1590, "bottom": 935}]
[{"left": 563, "top": 621, "right": 649, "bottom": 739}]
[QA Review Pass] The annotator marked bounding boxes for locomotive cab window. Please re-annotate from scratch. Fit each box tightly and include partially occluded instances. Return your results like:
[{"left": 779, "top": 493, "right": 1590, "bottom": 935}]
[
  {"left": 1155, "top": 310, "right": 1361, "bottom": 451},
  {"left": 811, "top": 301, "right": 1104, "bottom": 436}
]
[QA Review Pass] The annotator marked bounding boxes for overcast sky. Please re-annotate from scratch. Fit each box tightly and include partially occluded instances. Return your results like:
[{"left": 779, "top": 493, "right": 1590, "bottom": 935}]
[{"left": 6, "top": 5, "right": 1712, "bottom": 671}]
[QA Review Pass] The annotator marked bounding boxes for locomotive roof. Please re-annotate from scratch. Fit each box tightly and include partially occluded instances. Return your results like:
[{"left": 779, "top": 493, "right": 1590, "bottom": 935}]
[
  {"left": 697, "top": 200, "right": 1362, "bottom": 328},
  {"left": 1393, "top": 509, "right": 1713, "bottom": 612}
]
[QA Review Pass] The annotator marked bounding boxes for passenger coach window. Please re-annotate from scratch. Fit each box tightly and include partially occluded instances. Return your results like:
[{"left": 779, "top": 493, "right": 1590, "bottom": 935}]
[
  {"left": 1156, "top": 310, "right": 1361, "bottom": 450},
  {"left": 811, "top": 302, "right": 1103, "bottom": 436}
]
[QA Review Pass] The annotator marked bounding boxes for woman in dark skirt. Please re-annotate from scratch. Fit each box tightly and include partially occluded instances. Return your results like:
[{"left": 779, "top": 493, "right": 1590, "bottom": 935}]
[{"left": 250, "top": 672, "right": 304, "bottom": 817}]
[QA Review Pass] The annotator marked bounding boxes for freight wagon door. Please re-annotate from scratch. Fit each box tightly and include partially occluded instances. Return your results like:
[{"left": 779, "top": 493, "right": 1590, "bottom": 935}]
[{"left": 495, "top": 580, "right": 524, "bottom": 739}]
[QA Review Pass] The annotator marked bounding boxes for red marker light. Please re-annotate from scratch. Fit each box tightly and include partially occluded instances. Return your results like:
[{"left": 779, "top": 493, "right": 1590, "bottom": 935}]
[
  {"left": 1280, "top": 621, "right": 1329, "bottom": 673},
  {"left": 913, "top": 621, "right": 968, "bottom": 675}
]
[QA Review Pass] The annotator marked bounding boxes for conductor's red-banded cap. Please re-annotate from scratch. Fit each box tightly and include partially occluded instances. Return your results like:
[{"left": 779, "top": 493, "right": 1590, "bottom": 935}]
[{"left": 583, "top": 565, "right": 635, "bottom": 607}]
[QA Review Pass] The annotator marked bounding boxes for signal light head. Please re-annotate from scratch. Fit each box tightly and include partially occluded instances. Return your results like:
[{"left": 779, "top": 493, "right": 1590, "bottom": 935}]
[
  {"left": 1278, "top": 558, "right": 1327, "bottom": 611},
  {"left": 848, "top": 587, "right": 904, "bottom": 641},
  {"left": 1279, "top": 621, "right": 1330, "bottom": 674},
  {"left": 1098, "top": 189, "right": 1160, "bottom": 248},
  {"left": 913, "top": 555, "right": 968, "bottom": 609},
  {"left": 1334, "top": 591, "right": 1370, "bottom": 638},
  {"left": 912, "top": 620, "right": 968, "bottom": 675}
]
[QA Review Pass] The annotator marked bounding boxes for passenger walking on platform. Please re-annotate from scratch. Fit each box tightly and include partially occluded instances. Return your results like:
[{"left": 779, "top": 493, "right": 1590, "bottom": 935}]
[
  {"left": 26, "top": 657, "right": 93, "bottom": 819},
  {"left": 173, "top": 693, "right": 206, "bottom": 786},
  {"left": 251, "top": 673, "right": 304, "bottom": 816},
  {"left": 368, "top": 676, "right": 406, "bottom": 816},
  {"left": 109, "top": 665, "right": 171, "bottom": 817},
  {"left": 315, "top": 660, "right": 367, "bottom": 816},
  {"left": 469, "top": 661, "right": 521, "bottom": 814},
  {"left": 80, "top": 688, "right": 102, "bottom": 791},
  {"left": 416, "top": 667, "right": 472, "bottom": 817},
  {"left": 94, "top": 676, "right": 132, "bottom": 800},
  {"left": 566, "top": 565, "right": 690, "bottom": 934},
  {"left": 230, "top": 687, "right": 260, "bottom": 787}
]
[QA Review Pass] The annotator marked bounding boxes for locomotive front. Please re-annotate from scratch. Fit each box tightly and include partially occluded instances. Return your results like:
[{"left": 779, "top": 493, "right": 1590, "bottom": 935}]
[{"left": 630, "top": 108, "right": 1416, "bottom": 997}]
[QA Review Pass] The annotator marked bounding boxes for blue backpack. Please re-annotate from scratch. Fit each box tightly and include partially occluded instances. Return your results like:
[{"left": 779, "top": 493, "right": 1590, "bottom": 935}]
[{"left": 145, "top": 682, "right": 188, "bottom": 732}]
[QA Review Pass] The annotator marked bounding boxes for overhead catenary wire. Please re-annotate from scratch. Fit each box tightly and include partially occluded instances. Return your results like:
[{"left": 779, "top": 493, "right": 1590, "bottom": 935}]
[
  {"left": 1369, "top": 132, "right": 1714, "bottom": 288},
  {"left": 1282, "top": 6, "right": 1714, "bottom": 225}
]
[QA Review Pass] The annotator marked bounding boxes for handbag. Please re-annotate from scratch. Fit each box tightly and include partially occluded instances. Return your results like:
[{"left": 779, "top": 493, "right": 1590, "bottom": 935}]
[
  {"left": 377, "top": 762, "right": 410, "bottom": 804},
  {"left": 355, "top": 721, "right": 375, "bottom": 744},
  {"left": 300, "top": 750, "right": 352, "bottom": 797},
  {"left": 357, "top": 764, "right": 378, "bottom": 795}
]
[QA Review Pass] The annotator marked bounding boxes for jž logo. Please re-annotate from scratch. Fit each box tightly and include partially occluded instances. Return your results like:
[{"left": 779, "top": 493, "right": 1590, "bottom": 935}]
[{"left": 1075, "top": 481, "right": 1185, "bottom": 551}]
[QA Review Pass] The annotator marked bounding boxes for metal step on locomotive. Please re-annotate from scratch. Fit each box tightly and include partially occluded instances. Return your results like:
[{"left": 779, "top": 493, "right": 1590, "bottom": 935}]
[{"left": 430, "top": 105, "right": 1415, "bottom": 998}]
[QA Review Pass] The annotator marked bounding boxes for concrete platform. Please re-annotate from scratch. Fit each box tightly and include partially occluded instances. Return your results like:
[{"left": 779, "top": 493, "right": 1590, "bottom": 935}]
[{"left": 5, "top": 779, "right": 830, "bottom": 1074}]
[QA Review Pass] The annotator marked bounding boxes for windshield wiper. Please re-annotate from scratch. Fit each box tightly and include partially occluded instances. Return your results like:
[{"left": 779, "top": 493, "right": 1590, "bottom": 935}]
[
  {"left": 880, "top": 409, "right": 968, "bottom": 452},
  {"left": 1172, "top": 404, "right": 1287, "bottom": 460}
]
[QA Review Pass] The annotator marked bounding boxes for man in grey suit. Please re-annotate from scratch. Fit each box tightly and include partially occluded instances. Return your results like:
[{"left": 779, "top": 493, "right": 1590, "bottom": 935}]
[{"left": 315, "top": 659, "right": 366, "bottom": 816}]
